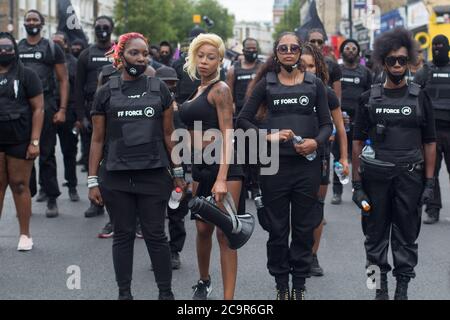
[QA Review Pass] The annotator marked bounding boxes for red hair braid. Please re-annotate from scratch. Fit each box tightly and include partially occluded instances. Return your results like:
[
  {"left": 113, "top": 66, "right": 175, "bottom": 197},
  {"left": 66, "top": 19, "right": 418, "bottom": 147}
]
[{"left": 105, "top": 32, "right": 148, "bottom": 69}]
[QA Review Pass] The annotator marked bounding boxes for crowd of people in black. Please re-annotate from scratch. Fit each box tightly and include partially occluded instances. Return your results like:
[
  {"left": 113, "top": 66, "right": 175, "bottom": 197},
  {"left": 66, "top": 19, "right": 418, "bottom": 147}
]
[{"left": 1, "top": 9, "right": 449, "bottom": 301}]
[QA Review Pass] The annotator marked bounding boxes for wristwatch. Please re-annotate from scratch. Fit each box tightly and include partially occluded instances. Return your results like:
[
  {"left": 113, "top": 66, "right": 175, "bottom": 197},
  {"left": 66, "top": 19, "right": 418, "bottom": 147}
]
[{"left": 30, "top": 139, "right": 39, "bottom": 147}]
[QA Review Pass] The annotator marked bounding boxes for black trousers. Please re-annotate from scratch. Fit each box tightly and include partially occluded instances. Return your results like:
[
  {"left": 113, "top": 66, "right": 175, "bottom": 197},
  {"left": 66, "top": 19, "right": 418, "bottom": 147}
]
[
  {"left": 100, "top": 186, "right": 172, "bottom": 291},
  {"left": 30, "top": 96, "right": 61, "bottom": 199},
  {"left": 331, "top": 126, "right": 353, "bottom": 195},
  {"left": 56, "top": 109, "right": 78, "bottom": 188},
  {"left": 260, "top": 156, "right": 322, "bottom": 286},
  {"left": 426, "top": 128, "right": 450, "bottom": 212},
  {"left": 167, "top": 195, "right": 190, "bottom": 254},
  {"left": 361, "top": 167, "right": 423, "bottom": 278}
]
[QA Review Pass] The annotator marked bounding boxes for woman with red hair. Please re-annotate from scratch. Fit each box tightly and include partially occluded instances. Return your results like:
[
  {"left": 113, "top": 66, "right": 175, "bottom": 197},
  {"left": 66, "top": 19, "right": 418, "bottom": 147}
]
[{"left": 88, "top": 32, "right": 185, "bottom": 300}]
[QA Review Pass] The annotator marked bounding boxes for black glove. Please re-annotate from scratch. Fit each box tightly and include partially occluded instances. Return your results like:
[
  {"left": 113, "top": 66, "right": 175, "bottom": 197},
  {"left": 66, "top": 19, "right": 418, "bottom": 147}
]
[
  {"left": 420, "top": 178, "right": 435, "bottom": 206},
  {"left": 352, "top": 181, "right": 371, "bottom": 215}
]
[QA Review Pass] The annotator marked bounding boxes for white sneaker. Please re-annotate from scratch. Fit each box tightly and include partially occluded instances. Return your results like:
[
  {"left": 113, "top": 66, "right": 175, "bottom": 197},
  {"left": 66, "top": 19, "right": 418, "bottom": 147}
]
[{"left": 17, "top": 235, "right": 33, "bottom": 251}]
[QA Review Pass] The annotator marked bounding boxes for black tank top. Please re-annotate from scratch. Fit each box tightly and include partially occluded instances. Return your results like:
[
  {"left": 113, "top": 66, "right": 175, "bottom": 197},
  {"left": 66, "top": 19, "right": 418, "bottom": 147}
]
[{"left": 179, "top": 81, "right": 220, "bottom": 130}]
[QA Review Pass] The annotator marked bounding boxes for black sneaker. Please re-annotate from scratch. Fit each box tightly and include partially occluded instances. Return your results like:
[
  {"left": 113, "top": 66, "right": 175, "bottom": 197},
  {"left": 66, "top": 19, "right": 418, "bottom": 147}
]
[
  {"left": 310, "top": 254, "right": 324, "bottom": 277},
  {"left": 98, "top": 222, "right": 114, "bottom": 239},
  {"left": 291, "top": 288, "right": 306, "bottom": 300},
  {"left": 45, "top": 198, "right": 59, "bottom": 218},
  {"left": 118, "top": 288, "right": 133, "bottom": 300},
  {"left": 68, "top": 187, "right": 80, "bottom": 202},
  {"left": 136, "top": 222, "right": 143, "bottom": 239},
  {"left": 158, "top": 290, "right": 175, "bottom": 300},
  {"left": 171, "top": 252, "right": 181, "bottom": 270},
  {"left": 36, "top": 190, "right": 48, "bottom": 203},
  {"left": 276, "top": 288, "right": 290, "bottom": 300},
  {"left": 85, "top": 203, "right": 105, "bottom": 218},
  {"left": 192, "top": 276, "right": 212, "bottom": 300},
  {"left": 331, "top": 193, "right": 342, "bottom": 205}
]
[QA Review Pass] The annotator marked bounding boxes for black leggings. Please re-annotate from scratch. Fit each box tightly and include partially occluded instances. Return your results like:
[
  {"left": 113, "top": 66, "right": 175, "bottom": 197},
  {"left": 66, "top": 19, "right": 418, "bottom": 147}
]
[{"left": 100, "top": 186, "right": 172, "bottom": 291}]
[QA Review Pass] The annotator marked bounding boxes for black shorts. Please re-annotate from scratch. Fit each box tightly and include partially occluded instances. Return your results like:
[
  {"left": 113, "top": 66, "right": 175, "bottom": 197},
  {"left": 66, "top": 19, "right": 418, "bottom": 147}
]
[
  {"left": 191, "top": 162, "right": 244, "bottom": 220},
  {"left": 319, "top": 141, "right": 331, "bottom": 186},
  {"left": 0, "top": 142, "right": 29, "bottom": 160}
]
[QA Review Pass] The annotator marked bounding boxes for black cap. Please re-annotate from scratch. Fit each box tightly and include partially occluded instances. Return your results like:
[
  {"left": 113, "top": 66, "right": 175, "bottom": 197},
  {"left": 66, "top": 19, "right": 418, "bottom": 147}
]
[
  {"left": 340, "top": 39, "right": 360, "bottom": 54},
  {"left": 189, "top": 26, "right": 206, "bottom": 39},
  {"left": 155, "top": 66, "right": 178, "bottom": 81}
]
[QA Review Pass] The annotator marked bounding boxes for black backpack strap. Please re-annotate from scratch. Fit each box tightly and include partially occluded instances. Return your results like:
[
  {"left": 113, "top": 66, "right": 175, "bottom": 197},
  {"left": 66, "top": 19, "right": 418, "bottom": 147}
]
[
  {"left": 48, "top": 38, "right": 56, "bottom": 62},
  {"left": 304, "top": 72, "right": 315, "bottom": 84},
  {"left": 408, "top": 82, "right": 421, "bottom": 97},
  {"left": 370, "top": 83, "right": 383, "bottom": 101},
  {"left": 149, "top": 77, "right": 161, "bottom": 94},
  {"left": 109, "top": 76, "right": 121, "bottom": 90},
  {"left": 408, "top": 82, "right": 423, "bottom": 124},
  {"left": 266, "top": 72, "right": 277, "bottom": 84}
]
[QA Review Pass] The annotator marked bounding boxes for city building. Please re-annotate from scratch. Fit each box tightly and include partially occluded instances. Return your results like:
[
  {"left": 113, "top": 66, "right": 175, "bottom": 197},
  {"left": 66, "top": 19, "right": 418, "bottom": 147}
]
[
  {"left": 230, "top": 21, "right": 274, "bottom": 55},
  {"left": 273, "top": 0, "right": 293, "bottom": 26}
]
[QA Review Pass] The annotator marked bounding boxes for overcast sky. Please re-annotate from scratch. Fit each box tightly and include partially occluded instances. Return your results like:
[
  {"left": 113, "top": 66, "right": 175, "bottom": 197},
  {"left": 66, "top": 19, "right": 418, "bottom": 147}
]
[{"left": 217, "top": 0, "right": 273, "bottom": 22}]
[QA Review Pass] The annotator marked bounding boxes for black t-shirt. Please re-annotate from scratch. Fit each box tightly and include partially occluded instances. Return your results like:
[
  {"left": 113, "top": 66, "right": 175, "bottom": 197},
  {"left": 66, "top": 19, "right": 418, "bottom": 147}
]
[
  {"left": 92, "top": 75, "right": 173, "bottom": 115},
  {"left": 0, "top": 66, "right": 43, "bottom": 101},
  {"left": 327, "top": 86, "right": 340, "bottom": 111},
  {"left": 353, "top": 86, "right": 436, "bottom": 144},
  {"left": 237, "top": 75, "right": 333, "bottom": 147},
  {"left": 326, "top": 57, "right": 342, "bottom": 86}
]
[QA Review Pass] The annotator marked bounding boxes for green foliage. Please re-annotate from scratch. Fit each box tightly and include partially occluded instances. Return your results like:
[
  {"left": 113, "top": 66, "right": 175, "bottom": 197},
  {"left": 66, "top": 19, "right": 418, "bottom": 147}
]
[
  {"left": 273, "top": 0, "right": 302, "bottom": 40},
  {"left": 114, "top": 0, "right": 234, "bottom": 46}
]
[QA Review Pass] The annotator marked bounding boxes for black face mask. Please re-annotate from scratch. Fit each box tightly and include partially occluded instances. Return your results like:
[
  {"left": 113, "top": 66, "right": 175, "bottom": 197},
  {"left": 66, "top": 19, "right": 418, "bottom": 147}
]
[
  {"left": 95, "top": 26, "right": 111, "bottom": 42},
  {"left": 243, "top": 50, "right": 258, "bottom": 63},
  {"left": 72, "top": 50, "right": 81, "bottom": 58},
  {"left": 123, "top": 57, "right": 146, "bottom": 77},
  {"left": 343, "top": 52, "right": 358, "bottom": 64},
  {"left": 432, "top": 35, "right": 450, "bottom": 67},
  {"left": 25, "top": 24, "right": 42, "bottom": 36},
  {"left": 160, "top": 54, "right": 171, "bottom": 64},
  {"left": 0, "top": 54, "right": 16, "bottom": 67},
  {"left": 386, "top": 70, "right": 406, "bottom": 85}
]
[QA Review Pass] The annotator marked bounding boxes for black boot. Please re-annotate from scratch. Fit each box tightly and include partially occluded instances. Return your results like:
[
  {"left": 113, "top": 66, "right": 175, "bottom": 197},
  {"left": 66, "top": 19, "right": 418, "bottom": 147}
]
[
  {"left": 46, "top": 198, "right": 59, "bottom": 218},
  {"left": 276, "top": 287, "right": 290, "bottom": 300},
  {"left": 291, "top": 288, "right": 306, "bottom": 300},
  {"left": 118, "top": 288, "right": 133, "bottom": 300},
  {"left": 423, "top": 208, "right": 439, "bottom": 225},
  {"left": 394, "top": 276, "right": 410, "bottom": 300},
  {"left": 310, "top": 254, "right": 324, "bottom": 277},
  {"left": 375, "top": 273, "right": 389, "bottom": 300},
  {"left": 159, "top": 289, "right": 175, "bottom": 300},
  {"left": 84, "top": 202, "right": 105, "bottom": 218}
]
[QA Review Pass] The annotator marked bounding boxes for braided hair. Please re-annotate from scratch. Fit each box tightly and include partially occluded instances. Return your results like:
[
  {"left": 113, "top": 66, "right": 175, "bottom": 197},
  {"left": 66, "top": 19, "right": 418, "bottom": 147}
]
[
  {"left": 301, "top": 43, "right": 329, "bottom": 84},
  {"left": 105, "top": 32, "right": 148, "bottom": 70},
  {"left": 0, "top": 32, "right": 25, "bottom": 98}
]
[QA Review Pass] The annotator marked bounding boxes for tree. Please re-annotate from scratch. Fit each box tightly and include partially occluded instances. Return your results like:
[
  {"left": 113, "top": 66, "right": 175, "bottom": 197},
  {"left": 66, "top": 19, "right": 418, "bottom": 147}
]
[
  {"left": 192, "top": 0, "right": 234, "bottom": 41},
  {"left": 274, "top": 0, "right": 302, "bottom": 40},
  {"left": 114, "top": 0, "right": 176, "bottom": 44}
]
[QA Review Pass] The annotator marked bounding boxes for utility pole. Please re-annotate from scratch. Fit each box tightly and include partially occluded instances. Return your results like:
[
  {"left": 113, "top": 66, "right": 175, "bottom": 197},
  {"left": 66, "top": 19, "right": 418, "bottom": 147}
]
[{"left": 349, "top": 0, "right": 353, "bottom": 38}]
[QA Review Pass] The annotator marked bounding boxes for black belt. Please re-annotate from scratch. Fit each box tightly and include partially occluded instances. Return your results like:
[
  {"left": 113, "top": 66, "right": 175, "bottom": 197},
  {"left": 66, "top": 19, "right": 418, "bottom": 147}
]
[{"left": 396, "top": 162, "right": 424, "bottom": 172}]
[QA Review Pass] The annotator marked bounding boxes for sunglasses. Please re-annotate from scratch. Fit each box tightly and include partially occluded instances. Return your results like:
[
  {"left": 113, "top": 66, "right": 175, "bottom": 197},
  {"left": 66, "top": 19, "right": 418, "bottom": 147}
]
[
  {"left": 385, "top": 55, "right": 408, "bottom": 67},
  {"left": 0, "top": 45, "right": 14, "bottom": 53},
  {"left": 95, "top": 25, "right": 111, "bottom": 32},
  {"left": 277, "top": 44, "right": 301, "bottom": 55},
  {"left": 310, "top": 39, "right": 324, "bottom": 46}
]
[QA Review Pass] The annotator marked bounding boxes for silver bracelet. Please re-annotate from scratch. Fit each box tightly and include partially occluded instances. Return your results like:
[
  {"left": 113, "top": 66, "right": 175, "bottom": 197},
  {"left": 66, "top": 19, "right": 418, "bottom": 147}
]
[{"left": 87, "top": 176, "right": 99, "bottom": 189}]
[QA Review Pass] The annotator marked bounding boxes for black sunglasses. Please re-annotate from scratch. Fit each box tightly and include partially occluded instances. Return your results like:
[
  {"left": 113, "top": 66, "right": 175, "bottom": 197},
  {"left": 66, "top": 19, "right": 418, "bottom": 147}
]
[
  {"left": 277, "top": 44, "right": 301, "bottom": 55},
  {"left": 310, "top": 39, "right": 324, "bottom": 45},
  {"left": 95, "top": 25, "right": 111, "bottom": 32},
  {"left": 0, "top": 45, "right": 14, "bottom": 53},
  {"left": 385, "top": 55, "right": 408, "bottom": 67}
]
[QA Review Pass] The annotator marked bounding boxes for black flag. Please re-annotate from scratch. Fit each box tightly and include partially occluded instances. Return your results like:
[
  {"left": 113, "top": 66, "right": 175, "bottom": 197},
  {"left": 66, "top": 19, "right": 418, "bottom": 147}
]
[
  {"left": 296, "top": 0, "right": 327, "bottom": 42},
  {"left": 57, "top": 0, "right": 88, "bottom": 45}
]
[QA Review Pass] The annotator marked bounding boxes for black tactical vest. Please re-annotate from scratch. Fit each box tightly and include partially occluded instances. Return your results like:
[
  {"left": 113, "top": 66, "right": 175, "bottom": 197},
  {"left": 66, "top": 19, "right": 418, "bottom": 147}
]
[
  {"left": 85, "top": 45, "right": 112, "bottom": 98},
  {"left": 0, "top": 75, "right": 32, "bottom": 143},
  {"left": 105, "top": 76, "right": 169, "bottom": 171},
  {"left": 425, "top": 63, "right": 450, "bottom": 112},
  {"left": 233, "top": 60, "right": 260, "bottom": 112},
  {"left": 340, "top": 64, "right": 370, "bottom": 115},
  {"left": 266, "top": 71, "right": 319, "bottom": 156},
  {"left": 18, "top": 38, "right": 55, "bottom": 94},
  {"left": 366, "top": 83, "right": 424, "bottom": 163},
  {"left": 100, "top": 64, "right": 120, "bottom": 86}
]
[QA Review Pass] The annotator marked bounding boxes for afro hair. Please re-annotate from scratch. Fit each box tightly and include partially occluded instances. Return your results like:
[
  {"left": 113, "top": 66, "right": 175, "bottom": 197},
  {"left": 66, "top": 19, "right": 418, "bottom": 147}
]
[{"left": 373, "top": 27, "right": 418, "bottom": 67}]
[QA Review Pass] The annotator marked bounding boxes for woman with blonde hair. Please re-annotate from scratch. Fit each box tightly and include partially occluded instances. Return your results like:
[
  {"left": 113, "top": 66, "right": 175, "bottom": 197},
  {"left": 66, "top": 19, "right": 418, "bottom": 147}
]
[{"left": 179, "top": 33, "right": 244, "bottom": 300}]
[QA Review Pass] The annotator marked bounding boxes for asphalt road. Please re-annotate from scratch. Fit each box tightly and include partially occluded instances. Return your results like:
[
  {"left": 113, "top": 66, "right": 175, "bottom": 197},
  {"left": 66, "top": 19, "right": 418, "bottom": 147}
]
[{"left": 0, "top": 146, "right": 449, "bottom": 300}]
